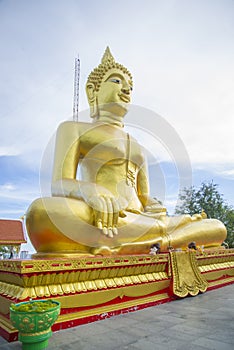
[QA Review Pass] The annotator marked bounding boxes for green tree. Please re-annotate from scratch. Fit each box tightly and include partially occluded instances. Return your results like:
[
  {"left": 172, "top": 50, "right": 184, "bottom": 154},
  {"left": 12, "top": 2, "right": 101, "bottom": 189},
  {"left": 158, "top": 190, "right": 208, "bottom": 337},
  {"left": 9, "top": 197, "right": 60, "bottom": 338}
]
[{"left": 175, "top": 181, "right": 234, "bottom": 248}]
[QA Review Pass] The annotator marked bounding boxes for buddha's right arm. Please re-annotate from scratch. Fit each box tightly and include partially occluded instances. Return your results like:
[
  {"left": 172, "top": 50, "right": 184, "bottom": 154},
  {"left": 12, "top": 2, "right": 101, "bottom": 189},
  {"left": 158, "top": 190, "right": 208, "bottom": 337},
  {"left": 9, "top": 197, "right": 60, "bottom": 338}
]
[
  {"left": 51, "top": 122, "right": 124, "bottom": 200},
  {"left": 50, "top": 122, "right": 122, "bottom": 237},
  {"left": 51, "top": 121, "right": 80, "bottom": 186},
  {"left": 51, "top": 122, "right": 114, "bottom": 198},
  {"left": 50, "top": 122, "right": 94, "bottom": 197}
]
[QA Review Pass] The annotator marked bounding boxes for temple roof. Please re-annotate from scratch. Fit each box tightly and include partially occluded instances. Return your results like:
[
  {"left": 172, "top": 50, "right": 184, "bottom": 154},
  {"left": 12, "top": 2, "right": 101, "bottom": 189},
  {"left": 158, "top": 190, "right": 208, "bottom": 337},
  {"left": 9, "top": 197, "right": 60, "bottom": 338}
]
[{"left": 0, "top": 219, "right": 27, "bottom": 245}]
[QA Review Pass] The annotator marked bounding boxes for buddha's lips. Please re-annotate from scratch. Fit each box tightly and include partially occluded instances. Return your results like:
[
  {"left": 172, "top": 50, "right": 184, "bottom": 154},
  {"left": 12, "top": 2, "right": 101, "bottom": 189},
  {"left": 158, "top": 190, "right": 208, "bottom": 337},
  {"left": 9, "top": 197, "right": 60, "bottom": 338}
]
[{"left": 119, "top": 94, "right": 130, "bottom": 103}]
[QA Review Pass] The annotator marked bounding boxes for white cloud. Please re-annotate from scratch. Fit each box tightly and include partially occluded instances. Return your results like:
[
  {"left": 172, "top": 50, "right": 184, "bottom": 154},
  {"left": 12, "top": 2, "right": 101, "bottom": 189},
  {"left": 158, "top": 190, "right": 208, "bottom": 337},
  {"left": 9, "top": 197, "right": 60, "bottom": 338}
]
[
  {"left": 217, "top": 169, "right": 234, "bottom": 179},
  {"left": 0, "top": 182, "right": 16, "bottom": 191},
  {"left": 0, "top": 147, "right": 20, "bottom": 157}
]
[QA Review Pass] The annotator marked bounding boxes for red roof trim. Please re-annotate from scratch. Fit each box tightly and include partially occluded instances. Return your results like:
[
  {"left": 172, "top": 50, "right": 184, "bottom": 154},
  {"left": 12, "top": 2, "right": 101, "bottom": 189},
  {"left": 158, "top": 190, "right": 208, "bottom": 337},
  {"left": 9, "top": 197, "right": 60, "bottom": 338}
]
[{"left": 0, "top": 219, "right": 27, "bottom": 244}]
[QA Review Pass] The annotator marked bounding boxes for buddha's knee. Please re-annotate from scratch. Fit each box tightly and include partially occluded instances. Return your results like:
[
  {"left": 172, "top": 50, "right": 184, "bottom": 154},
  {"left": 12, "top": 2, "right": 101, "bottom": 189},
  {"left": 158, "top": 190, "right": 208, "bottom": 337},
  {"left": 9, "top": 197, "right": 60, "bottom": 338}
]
[
  {"left": 26, "top": 198, "right": 51, "bottom": 233},
  {"left": 206, "top": 219, "right": 227, "bottom": 242},
  {"left": 25, "top": 197, "right": 93, "bottom": 254},
  {"left": 25, "top": 198, "right": 68, "bottom": 246},
  {"left": 165, "top": 218, "right": 227, "bottom": 250},
  {"left": 26, "top": 197, "right": 93, "bottom": 228},
  {"left": 194, "top": 219, "right": 226, "bottom": 248}
]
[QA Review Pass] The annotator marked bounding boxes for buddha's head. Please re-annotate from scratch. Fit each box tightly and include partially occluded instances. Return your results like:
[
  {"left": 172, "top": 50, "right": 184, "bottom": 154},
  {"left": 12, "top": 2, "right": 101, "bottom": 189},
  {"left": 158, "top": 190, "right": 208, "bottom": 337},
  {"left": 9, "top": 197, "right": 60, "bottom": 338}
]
[{"left": 86, "top": 47, "right": 133, "bottom": 119}]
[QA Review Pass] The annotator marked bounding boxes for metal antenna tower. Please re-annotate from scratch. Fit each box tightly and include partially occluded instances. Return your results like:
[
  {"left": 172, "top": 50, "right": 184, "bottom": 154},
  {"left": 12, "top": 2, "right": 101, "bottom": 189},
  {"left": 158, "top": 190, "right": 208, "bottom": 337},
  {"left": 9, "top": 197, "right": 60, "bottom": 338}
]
[{"left": 73, "top": 56, "right": 80, "bottom": 121}]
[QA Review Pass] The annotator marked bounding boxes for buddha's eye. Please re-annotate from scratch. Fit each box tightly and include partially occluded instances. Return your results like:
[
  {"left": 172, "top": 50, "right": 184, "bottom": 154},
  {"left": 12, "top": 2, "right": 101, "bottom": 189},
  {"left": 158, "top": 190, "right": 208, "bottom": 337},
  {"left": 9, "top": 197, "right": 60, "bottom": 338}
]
[
  {"left": 109, "top": 78, "right": 121, "bottom": 84},
  {"left": 130, "top": 86, "right": 133, "bottom": 91}
]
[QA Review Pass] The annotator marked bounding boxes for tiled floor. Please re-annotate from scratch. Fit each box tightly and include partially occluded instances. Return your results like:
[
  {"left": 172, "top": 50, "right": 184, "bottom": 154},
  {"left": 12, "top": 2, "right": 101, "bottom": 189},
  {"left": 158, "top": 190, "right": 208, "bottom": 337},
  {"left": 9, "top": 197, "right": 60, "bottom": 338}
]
[{"left": 0, "top": 284, "right": 233, "bottom": 350}]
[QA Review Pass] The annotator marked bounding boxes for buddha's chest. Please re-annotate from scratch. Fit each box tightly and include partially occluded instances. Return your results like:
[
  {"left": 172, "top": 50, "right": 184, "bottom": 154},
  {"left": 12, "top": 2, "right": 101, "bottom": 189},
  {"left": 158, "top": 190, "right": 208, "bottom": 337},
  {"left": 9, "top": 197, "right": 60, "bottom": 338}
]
[{"left": 79, "top": 128, "right": 144, "bottom": 165}]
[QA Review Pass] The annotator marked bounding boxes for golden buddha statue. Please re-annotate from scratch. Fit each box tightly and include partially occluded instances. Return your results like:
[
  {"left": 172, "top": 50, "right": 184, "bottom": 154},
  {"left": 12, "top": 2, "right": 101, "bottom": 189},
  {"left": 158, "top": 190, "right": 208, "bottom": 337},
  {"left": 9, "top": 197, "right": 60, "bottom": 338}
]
[{"left": 26, "top": 47, "right": 226, "bottom": 257}]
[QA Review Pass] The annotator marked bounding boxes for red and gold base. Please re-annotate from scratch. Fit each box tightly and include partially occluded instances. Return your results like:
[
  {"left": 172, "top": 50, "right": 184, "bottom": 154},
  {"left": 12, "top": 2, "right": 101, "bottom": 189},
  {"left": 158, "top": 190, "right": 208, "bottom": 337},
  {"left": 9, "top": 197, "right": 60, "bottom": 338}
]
[{"left": 0, "top": 249, "right": 233, "bottom": 342}]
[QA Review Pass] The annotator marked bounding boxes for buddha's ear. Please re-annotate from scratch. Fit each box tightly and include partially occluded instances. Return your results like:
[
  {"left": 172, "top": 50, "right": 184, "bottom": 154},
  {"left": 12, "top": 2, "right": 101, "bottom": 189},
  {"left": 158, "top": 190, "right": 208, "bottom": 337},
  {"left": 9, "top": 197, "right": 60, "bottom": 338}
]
[
  {"left": 86, "top": 83, "right": 96, "bottom": 103},
  {"left": 86, "top": 83, "right": 98, "bottom": 118}
]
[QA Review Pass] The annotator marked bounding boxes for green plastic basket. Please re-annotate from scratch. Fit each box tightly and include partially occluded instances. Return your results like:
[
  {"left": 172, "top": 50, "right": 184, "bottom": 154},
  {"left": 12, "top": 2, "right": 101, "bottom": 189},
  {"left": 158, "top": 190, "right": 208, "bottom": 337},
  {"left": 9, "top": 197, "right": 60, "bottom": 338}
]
[{"left": 10, "top": 300, "right": 60, "bottom": 350}]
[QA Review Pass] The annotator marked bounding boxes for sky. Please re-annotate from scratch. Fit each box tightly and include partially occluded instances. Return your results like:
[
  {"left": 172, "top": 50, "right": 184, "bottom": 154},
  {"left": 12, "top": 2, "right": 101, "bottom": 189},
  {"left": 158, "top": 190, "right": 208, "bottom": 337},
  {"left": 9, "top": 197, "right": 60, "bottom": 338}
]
[{"left": 1, "top": 0, "right": 234, "bottom": 251}]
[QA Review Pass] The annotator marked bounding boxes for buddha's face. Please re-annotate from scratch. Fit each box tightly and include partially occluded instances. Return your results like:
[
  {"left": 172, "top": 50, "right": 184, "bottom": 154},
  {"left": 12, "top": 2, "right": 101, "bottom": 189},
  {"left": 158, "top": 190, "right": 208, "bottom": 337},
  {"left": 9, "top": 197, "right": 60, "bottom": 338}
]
[{"left": 97, "top": 68, "right": 133, "bottom": 117}]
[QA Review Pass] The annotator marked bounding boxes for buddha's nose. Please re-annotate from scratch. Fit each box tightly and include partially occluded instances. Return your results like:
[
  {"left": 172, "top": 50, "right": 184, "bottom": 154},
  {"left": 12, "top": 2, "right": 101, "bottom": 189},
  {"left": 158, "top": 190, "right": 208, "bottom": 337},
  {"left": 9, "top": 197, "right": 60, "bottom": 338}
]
[{"left": 121, "top": 82, "right": 131, "bottom": 94}]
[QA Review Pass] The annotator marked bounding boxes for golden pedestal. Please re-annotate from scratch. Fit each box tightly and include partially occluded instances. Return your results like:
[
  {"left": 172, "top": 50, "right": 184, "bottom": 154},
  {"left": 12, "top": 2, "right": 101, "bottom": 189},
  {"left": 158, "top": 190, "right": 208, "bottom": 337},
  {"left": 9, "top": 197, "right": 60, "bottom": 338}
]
[{"left": 0, "top": 249, "right": 233, "bottom": 342}]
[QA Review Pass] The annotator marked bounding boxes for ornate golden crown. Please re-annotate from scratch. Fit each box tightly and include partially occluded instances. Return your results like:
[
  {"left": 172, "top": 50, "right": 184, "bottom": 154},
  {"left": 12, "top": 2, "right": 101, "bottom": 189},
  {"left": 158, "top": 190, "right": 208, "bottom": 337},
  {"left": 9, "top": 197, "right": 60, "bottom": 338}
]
[{"left": 86, "top": 47, "right": 133, "bottom": 91}]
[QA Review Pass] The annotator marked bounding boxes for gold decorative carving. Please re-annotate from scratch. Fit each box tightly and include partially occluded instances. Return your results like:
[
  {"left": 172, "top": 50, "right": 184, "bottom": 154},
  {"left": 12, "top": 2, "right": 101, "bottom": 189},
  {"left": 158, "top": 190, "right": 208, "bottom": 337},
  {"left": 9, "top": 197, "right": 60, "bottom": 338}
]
[
  {"left": 0, "top": 270, "right": 168, "bottom": 300},
  {"left": 0, "top": 256, "right": 169, "bottom": 300},
  {"left": 0, "top": 251, "right": 233, "bottom": 323},
  {"left": 0, "top": 255, "right": 168, "bottom": 273},
  {"left": 199, "top": 261, "right": 234, "bottom": 273},
  {"left": 0, "top": 251, "right": 234, "bottom": 340},
  {"left": 170, "top": 251, "right": 208, "bottom": 297}
]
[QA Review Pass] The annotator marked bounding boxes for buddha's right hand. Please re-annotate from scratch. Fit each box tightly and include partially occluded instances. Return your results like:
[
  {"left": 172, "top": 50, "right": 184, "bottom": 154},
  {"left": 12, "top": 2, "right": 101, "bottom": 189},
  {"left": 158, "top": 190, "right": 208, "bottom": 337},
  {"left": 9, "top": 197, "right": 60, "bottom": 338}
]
[{"left": 88, "top": 194, "right": 123, "bottom": 238}]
